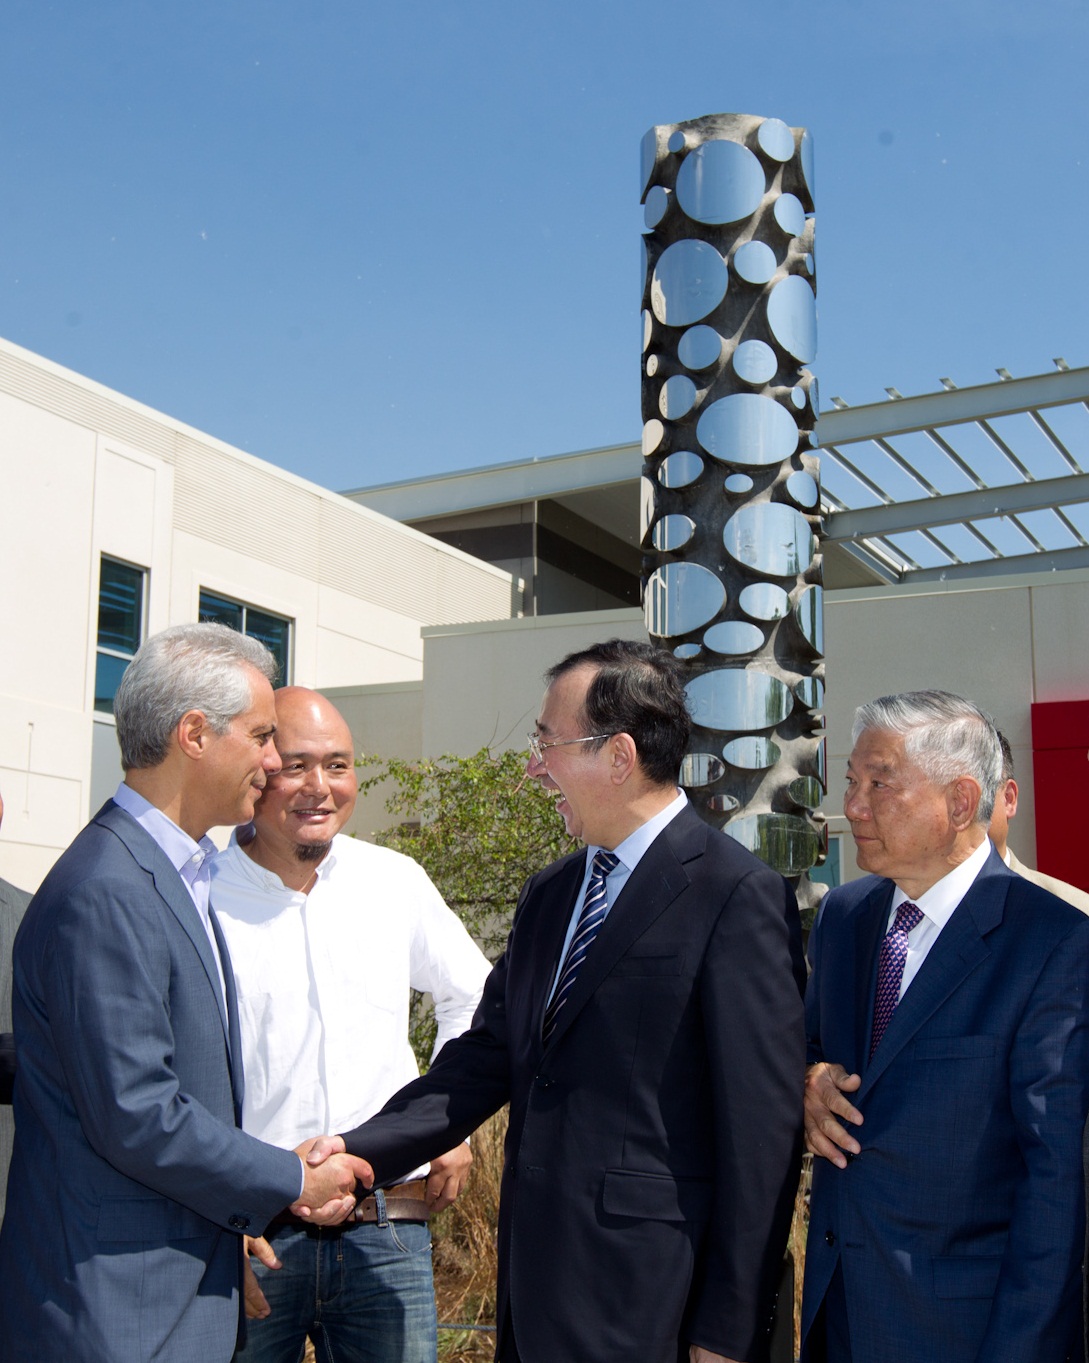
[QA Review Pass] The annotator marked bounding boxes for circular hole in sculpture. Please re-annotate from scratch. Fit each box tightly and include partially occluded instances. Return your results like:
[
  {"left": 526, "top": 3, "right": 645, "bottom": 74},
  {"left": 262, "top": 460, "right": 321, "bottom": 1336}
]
[
  {"left": 675, "top": 139, "right": 765, "bottom": 225},
  {"left": 658, "top": 450, "right": 703, "bottom": 488},
  {"left": 678, "top": 325, "right": 722, "bottom": 371},
  {"left": 697, "top": 393, "right": 799, "bottom": 465},
  {"left": 644, "top": 185, "right": 669, "bottom": 230},
  {"left": 724, "top": 503, "right": 815, "bottom": 576},
  {"left": 732, "top": 240, "right": 777, "bottom": 286},
  {"left": 756, "top": 118, "right": 795, "bottom": 162},
  {"left": 685, "top": 668, "right": 793, "bottom": 731},
  {"left": 651, "top": 240, "right": 729, "bottom": 327},
  {"left": 724, "top": 813, "right": 819, "bottom": 876},
  {"left": 645, "top": 562, "right": 725, "bottom": 637},
  {"left": 773, "top": 193, "right": 806, "bottom": 238},
  {"left": 733, "top": 340, "right": 778, "bottom": 386},
  {"left": 652, "top": 514, "right": 696, "bottom": 552},
  {"left": 703, "top": 621, "right": 764, "bottom": 655},
  {"left": 785, "top": 471, "right": 819, "bottom": 508},
  {"left": 723, "top": 735, "right": 781, "bottom": 769},
  {"left": 660, "top": 374, "right": 698, "bottom": 420},
  {"left": 680, "top": 753, "right": 725, "bottom": 787},
  {"left": 767, "top": 274, "right": 817, "bottom": 363},
  {"left": 739, "top": 582, "right": 790, "bottom": 620}
]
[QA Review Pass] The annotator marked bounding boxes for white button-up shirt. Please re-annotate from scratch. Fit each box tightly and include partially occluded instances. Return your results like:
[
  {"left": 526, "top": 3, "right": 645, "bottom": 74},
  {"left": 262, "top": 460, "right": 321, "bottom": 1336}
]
[
  {"left": 888, "top": 836, "right": 992, "bottom": 1000},
  {"left": 210, "top": 834, "right": 490, "bottom": 1159}
]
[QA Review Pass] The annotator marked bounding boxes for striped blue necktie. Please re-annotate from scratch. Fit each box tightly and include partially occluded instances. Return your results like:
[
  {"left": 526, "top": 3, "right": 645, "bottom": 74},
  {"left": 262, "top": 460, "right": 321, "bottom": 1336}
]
[{"left": 542, "top": 850, "right": 619, "bottom": 1044}]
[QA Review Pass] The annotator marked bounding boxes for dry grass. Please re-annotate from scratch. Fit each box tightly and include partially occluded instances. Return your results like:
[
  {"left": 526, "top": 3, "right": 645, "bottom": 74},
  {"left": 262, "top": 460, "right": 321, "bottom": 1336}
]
[
  {"left": 432, "top": 1109, "right": 506, "bottom": 1361},
  {"left": 789, "top": 1155, "right": 812, "bottom": 1360}
]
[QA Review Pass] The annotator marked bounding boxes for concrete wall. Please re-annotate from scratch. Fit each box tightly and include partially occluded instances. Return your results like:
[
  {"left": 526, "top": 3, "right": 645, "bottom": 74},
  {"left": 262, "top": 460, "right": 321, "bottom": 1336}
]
[
  {"left": 824, "top": 568, "right": 1089, "bottom": 884},
  {"left": 329, "top": 567, "right": 1089, "bottom": 884},
  {"left": 322, "top": 681, "right": 425, "bottom": 844}
]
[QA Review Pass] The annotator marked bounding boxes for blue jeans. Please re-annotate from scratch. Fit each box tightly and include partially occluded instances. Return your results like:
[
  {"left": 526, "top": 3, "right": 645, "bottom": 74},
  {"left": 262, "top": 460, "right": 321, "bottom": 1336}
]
[{"left": 236, "top": 1199, "right": 437, "bottom": 1363}]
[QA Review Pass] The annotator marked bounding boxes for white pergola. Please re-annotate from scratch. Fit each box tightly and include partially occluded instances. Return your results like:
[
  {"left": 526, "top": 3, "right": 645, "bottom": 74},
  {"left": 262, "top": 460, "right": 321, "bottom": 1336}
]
[{"left": 346, "top": 361, "right": 1089, "bottom": 593}]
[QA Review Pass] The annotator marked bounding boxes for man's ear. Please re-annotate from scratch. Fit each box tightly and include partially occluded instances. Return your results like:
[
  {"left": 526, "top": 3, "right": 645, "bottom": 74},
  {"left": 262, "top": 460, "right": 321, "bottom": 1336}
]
[
  {"left": 608, "top": 733, "right": 639, "bottom": 784},
  {"left": 950, "top": 775, "right": 982, "bottom": 831},
  {"left": 176, "top": 710, "right": 209, "bottom": 760},
  {"left": 1003, "top": 777, "right": 1019, "bottom": 819}
]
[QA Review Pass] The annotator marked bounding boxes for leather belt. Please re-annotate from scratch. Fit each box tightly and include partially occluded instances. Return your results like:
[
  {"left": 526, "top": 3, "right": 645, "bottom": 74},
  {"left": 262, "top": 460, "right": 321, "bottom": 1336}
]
[{"left": 269, "top": 1178, "right": 431, "bottom": 1232}]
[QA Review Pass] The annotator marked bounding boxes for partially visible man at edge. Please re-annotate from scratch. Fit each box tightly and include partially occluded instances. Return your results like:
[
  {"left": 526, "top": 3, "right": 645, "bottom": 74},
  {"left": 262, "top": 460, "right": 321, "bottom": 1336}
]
[
  {"left": 0, "top": 623, "right": 371, "bottom": 1363},
  {"left": 0, "top": 785, "right": 32, "bottom": 1221},
  {"left": 988, "top": 729, "right": 1089, "bottom": 914},
  {"left": 212, "top": 686, "right": 490, "bottom": 1363},
  {"left": 306, "top": 638, "right": 806, "bottom": 1363}
]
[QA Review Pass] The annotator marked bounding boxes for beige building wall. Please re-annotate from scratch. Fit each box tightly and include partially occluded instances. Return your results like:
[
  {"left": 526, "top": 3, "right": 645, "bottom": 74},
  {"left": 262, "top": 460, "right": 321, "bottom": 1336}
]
[{"left": 0, "top": 338, "right": 515, "bottom": 891}]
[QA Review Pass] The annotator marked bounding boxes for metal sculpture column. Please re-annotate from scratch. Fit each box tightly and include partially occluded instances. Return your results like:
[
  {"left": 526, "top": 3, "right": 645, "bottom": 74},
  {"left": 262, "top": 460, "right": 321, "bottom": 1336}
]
[{"left": 639, "top": 112, "right": 825, "bottom": 908}]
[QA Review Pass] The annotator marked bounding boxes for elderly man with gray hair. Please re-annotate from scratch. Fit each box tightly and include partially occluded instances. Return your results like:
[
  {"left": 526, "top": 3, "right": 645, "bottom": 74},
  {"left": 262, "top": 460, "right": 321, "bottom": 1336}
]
[
  {"left": 0, "top": 623, "right": 371, "bottom": 1363},
  {"left": 800, "top": 690, "right": 1089, "bottom": 1363}
]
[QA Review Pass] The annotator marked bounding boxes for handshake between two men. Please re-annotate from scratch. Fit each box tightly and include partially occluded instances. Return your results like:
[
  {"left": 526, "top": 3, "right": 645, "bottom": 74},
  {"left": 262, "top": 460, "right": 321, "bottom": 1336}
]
[
  {"left": 286, "top": 1136, "right": 471, "bottom": 1224},
  {"left": 288, "top": 1136, "right": 374, "bottom": 1225}
]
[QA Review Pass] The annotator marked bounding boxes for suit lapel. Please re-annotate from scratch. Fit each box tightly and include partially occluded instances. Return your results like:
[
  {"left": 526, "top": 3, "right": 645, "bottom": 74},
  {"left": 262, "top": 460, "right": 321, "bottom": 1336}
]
[
  {"left": 96, "top": 802, "right": 231, "bottom": 1044},
  {"left": 544, "top": 809, "right": 698, "bottom": 1050},
  {"left": 844, "top": 881, "right": 895, "bottom": 1077},
  {"left": 210, "top": 909, "right": 245, "bottom": 1117},
  {"left": 860, "top": 854, "right": 1009, "bottom": 1095}
]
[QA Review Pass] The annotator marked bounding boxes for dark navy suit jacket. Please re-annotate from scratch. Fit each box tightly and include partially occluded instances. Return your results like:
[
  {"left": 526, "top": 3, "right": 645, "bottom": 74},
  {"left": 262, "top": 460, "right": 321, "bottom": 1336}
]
[
  {"left": 341, "top": 804, "right": 807, "bottom": 1363},
  {"left": 802, "top": 850, "right": 1089, "bottom": 1363},
  {"left": 0, "top": 801, "right": 301, "bottom": 1362}
]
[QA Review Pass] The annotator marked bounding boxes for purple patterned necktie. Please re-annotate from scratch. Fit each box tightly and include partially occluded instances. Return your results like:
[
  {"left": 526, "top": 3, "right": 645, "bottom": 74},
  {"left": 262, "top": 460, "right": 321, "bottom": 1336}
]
[
  {"left": 542, "top": 850, "right": 620, "bottom": 1044},
  {"left": 870, "top": 901, "right": 924, "bottom": 1058}
]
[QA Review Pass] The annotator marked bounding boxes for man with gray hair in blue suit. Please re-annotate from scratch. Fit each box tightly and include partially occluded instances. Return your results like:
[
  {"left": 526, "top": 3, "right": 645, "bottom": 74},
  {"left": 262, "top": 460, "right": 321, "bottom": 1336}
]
[
  {"left": 0, "top": 622, "right": 372, "bottom": 1363},
  {"left": 801, "top": 690, "right": 1089, "bottom": 1363}
]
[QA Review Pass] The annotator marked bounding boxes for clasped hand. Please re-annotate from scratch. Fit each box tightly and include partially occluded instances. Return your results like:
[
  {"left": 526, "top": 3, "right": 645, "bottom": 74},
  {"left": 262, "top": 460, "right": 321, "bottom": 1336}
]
[
  {"left": 804, "top": 1062, "right": 864, "bottom": 1167},
  {"left": 289, "top": 1136, "right": 374, "bottom": 1226}
]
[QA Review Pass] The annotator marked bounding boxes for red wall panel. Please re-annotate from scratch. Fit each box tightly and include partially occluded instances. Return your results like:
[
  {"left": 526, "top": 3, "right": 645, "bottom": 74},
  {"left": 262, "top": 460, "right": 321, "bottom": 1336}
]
[{"left": 1030, "top": 700, "right": 1089, "bottom": 893}]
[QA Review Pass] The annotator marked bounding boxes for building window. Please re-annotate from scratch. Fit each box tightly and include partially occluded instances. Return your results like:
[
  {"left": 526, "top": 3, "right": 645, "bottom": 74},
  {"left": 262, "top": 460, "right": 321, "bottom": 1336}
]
[
  {"left": 95, "top": 557, "right": 146, "bottom": 715},
  {"left": 198, "top": 590, "right": 292, "bottom": 684}
]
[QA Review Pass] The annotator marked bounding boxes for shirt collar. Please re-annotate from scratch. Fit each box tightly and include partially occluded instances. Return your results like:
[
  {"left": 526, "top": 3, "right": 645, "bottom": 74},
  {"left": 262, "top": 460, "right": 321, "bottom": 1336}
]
[
  {"left": 891, "top": 835, "right": 992, "bottom": 929},
  {"left": 112, "top": 781, "right": 216, "bottom": 878},
  {"left": 591, "top": 790, "right": 687, "bottom": 876},
  {"left": 215, "top": 828, "right": 339, "bottom": 894}
]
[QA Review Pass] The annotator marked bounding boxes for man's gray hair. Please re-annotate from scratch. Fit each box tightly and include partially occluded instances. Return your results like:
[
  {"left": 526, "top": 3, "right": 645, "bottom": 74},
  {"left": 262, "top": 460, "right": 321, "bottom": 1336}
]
[
  {"left": 852, "top": 690, "right": 1003, "bottom": 824},
  {"left": 114, "top": 622, "right": 277, "bottom": 771}
]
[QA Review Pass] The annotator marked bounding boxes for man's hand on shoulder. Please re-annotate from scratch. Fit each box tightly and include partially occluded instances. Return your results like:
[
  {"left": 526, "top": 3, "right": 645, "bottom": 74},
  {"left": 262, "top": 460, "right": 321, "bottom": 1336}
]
[
  {"left": 804, "top": 1061, "right": 863, "bottom": 1167},
  {"left": 690, "top": 1347, "right": 742, "bottom": 1362},
  {"left": 425, "top": 1143, "right": 473, "bottom": 1213},
  {"left": 291, "top": 1135, "right": 373, "bottom": 1225}
]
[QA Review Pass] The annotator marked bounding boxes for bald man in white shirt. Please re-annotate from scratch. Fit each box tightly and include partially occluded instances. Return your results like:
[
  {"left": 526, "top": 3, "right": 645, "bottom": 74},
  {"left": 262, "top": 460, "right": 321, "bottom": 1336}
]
[{"left": 212, "top": 688, "right": 490, "bottom": 1363}]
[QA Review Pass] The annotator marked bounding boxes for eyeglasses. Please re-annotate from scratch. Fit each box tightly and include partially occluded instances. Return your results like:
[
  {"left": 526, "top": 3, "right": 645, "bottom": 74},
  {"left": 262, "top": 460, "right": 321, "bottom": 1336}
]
[{"left": 527, "top": 732, "right": 614, "bottom": 765}]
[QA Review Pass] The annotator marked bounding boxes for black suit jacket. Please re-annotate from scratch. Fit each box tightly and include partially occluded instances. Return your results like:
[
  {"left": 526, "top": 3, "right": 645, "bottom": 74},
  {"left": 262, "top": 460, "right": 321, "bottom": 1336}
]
[
  {"left": 343, "top": 805, "right": 806, "bottom": 1363},
  {"left": 0, "top": 873, "right": 32, "bottom": 1223}
]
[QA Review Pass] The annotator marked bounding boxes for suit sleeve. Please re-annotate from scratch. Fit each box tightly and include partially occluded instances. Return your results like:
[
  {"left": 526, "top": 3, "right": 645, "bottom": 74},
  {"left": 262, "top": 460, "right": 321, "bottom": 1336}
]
[
  {"left": 977, "top": 916, "right": 1089, "bottom": 1359},
  {"left": 340, "top": 876, "right": 533, "bottom": 1183},
  {"left": 804, "top": 896, "right": 828, "bottom": 1066},
  {"left": 38, "top": 874, "right": 301, "bottom": 1231},
  {"left": 687, "top": 863, "right": 806, "bottom": 1362}
]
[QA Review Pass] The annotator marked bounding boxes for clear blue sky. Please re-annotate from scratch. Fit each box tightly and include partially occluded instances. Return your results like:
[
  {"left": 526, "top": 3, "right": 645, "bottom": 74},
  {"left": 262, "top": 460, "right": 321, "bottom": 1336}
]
[{"left": 2, "top": 0, "right": 1085, "bottom": 492}]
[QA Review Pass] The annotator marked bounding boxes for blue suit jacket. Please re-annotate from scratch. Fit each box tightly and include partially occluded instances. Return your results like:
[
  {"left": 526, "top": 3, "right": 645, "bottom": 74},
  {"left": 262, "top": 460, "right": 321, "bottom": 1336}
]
[
  {"left": 801, "top": 850, "right": 1089, "bottom": 1363},
  {"left": 0, "top": 801, "right": 301, "bottom": 1363},
  {"left": 342, "top": 805, "right": 806, "bottom": 1363}
]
